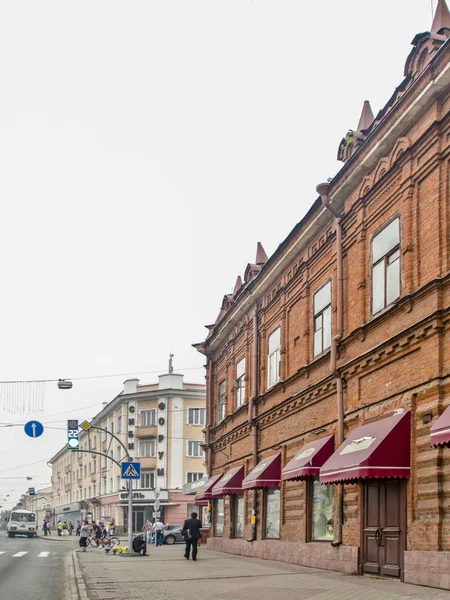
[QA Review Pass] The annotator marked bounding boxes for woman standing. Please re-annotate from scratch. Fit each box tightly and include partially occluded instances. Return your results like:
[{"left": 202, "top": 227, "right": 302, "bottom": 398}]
[{"left": 79, "top": 520, "right": 89, "bottom": 552}]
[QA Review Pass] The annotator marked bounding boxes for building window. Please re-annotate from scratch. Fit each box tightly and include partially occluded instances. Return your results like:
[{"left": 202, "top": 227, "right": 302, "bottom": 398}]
[
  {"left": 116, "top": 416, "right": 122, "bottom": 434},
  {"left": 267, "top": 328, "right": 281, "bottom": 388},
  {"left": 140, "top": 410, "right": 156, "bottom": 427},
  {"left": 187, "top": 441, "right": 203, "bottom": 458},
  {"left": 188, "top": 408, "right": 206, "bottom": 426},
  {"left": 234, "top": 494, "right": 244, "bottom": 538},
  {"left": 235, "top": 357, "right": 246, "bottom": 408},
  {"left": 140, "top": 471, "right": 155, "bottom": 489},
  {"left": 186, "top": 472, "right": 204, "bottom": 483},
  {"left": 139, "top": 439, "right": 156, "bottom": 457},
  {"left": 218, "top": 380, "right": 226, "bottom": 422},
  {"left": 88, "top": 486, "right": 91, "bottom": 498},
  {"left": 265, "top": 488, "right": 280, "bottom": 539},
  {"left": 110, "top": 422, "right": 114, "bottom": 434},
  {"left": 109, "top": 478, "right": 113, "bottom": 493},
  {"left": 117, "top": 476, "right": 121, "bottom": 491},
  {"left": 313, "top": 281, "right": 332, "bottom": 357},
  {"left": 84, "top": 465, "right": 87, "bottom": 478},
  {"left": 372, "top": 217, "right": 400, "bottom": 314},
  {"left": 309, "top": 477, "right": 334, "bottom": 541},
  {"left": 214, "top": 498, "right": 224, "bottom": 536}
]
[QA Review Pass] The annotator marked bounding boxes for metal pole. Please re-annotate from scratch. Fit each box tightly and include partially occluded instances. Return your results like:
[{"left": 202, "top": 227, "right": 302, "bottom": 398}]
[{"left": 127, "top": 479, "right": 133, "bottom": 553}]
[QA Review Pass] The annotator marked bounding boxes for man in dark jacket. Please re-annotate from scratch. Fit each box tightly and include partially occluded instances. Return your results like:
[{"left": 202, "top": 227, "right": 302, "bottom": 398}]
[{"left": 181, "top": 512, "right": 202, "bottom": 561}]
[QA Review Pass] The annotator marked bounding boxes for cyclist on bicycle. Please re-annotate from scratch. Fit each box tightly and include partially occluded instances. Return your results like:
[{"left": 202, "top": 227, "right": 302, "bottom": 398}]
[{"left": 92, "top": 521, "right": 103, "bottom": 546}]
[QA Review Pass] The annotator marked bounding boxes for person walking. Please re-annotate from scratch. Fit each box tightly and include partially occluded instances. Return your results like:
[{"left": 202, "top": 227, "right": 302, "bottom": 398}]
[
  {"left": 76, "top": 521, "right": 81, "bottom": 536},
  {"left": 42, "top": 520, "right": 48, "bottom": 536},
  {"left": 143, "top": 519, "right": 152, "bottom": 545},
  {"left": 62, "top": 521, "right": 69, "bottom": 538},
  {"left": 181, "top": 512, "right": 202, "bottom": 561},
  {"left": 69, "top": 522, "right": 74, "bottom": 536},
  {"left": 57, "top": 520, "right": 63, "bottom": 537},
  {"left": 79, "top": 520, "right": 89, "bottom": 552},
  {"left": 153, "top": 519, "right": 164, "bottom": 547}
]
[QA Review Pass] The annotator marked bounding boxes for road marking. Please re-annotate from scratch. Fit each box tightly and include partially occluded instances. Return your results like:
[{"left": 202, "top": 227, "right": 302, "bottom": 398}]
[
  {"left": 0, "top": 552, "right": 5, "bottom": 555},
  {"left": 38, "top": 551, "right": 50, "bottom": 558},
  {"left": 13, "top": 551, "right": 28, "bottom": 557}
]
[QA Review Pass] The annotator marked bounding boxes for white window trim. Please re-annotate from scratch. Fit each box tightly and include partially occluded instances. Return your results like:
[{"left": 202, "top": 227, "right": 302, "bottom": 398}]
[
  {"left": 186, "top": 440, "right": 204, "bottom": 458},
  {"left": 267, "top": 328, "right": 281, "bottom": 388},
  {"left": 186, "top": 406, "right": 206, "bottom": 427},
  {"left": 186, "top": 472, "right": 205, "bottom": 483}
]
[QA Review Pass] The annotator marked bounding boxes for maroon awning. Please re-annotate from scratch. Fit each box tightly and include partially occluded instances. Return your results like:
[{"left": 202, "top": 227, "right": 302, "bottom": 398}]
[
  {"left": 211, "top": 466, "right": 245, "bottom": 496},
  {"left": 282, "top": 435, "right": 334, "bottom": 481},
  {"left": 430, "top": 405, "right": 450, "bottom": 447},
  {"left": 242, "top": 454, "right": 281, "bottom": 490},
  {"left": 320, "top": 411, "right": 410, "bottom": 484},
  {"left": 194, "top": 498, "right": 208, "bottom": 507},
  {"left": 195, "top": 473, "right": 223, "bottom": 502}
]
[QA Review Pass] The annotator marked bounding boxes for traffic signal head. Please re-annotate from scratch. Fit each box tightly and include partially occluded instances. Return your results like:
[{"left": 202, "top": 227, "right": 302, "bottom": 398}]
[{"left": 67, "top": 419, "right": 79, "bottom": 449}]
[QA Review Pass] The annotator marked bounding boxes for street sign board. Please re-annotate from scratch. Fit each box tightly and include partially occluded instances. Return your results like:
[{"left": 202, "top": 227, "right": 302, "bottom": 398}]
[
  {"left": 155, "top": 511, "right": 161, "bottom": 518},
  {"left": 154, "top": 499, "right": 160, "bottom": 510},
  {"left": 155, "top": 487, "right": 161, "bottom": 498},
  {"left": 28, "top": 488, "right": 35, "bottom": 496},
  {"left": 79, "top": 420, "right": 91, "bottom": 431},
  {"left": 121, "top": 462, "right": 141, "bottom": 479},
  {"left": 24, "top": 421, "right": 44, "bottom": 438}
]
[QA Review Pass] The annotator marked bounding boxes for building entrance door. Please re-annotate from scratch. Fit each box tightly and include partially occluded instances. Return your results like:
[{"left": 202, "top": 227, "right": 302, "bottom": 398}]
[
  {"left": 133, "top": 510, "right": 145, "bottom": 533},
  {"left": 361, "top": 480, "right": 405, "bottom": 578}
]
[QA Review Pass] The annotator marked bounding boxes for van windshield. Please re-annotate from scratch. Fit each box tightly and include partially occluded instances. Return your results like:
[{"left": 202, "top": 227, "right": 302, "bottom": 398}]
[{"left": 11, "top": 512, "right": 35, "bottom": 522}]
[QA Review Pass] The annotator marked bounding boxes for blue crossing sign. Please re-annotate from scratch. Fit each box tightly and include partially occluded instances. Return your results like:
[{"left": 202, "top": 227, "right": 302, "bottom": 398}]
[
  {"left": 28, "top": 488, "right": 36, "bottom": 496},
  {"left": 24, "top": 421, "right": 44, "bottom": 438},
  {"left": 121, "top": 462, "right": 141, "bottom": 479}
]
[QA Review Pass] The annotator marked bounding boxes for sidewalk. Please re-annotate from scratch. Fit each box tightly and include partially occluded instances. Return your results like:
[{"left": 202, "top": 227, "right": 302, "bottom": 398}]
[{"left": 74, "top": 544, "right": 450, "bottom": 600}]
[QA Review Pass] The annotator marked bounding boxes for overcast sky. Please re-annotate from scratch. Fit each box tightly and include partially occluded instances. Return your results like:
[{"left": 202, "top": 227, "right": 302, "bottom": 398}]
[{"left": 0, "top": 0, "right": 437, "bottom": 508}]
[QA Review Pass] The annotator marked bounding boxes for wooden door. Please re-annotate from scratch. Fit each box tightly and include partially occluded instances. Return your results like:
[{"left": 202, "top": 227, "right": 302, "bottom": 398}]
[{"left": 361, "top": 480, "right": 404, "bottom": 578}]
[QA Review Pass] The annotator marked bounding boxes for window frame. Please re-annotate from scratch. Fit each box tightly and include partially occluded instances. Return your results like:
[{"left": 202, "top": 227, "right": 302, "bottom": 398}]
[
  {"left": 307, "top": 476, "right": 335, "bottom": 542},
  {"left": 139, "top": 438, "right": 156, "bottom": 458},
  {"left": 214, "top": 498, "right": 224, "bottom": 537},
  {"left": 267, "top": 327, "right": 281, "bottom": 389},
  {"left": 140, "top": 409, "right": 157, "bottom": 427},
  {"left": 218, "top": 379, "right": 226, "bottom": 422},
  {"left": 233, "top": 494, "right": 244, "bottom": 538},
  {"left": 313, "top": 280, "right": 332, "bottom": 357},
  {"left": 140, "top": 470, "right": 155, "bottom": 489},
  {"left": 187, "top": 407, "right": 206, "bottom": 426},
  {"left": 235, "top": 357, "right": 246, "bottom": 409},
  {"left": 187, "top": 440, "right": 204, "bottom": 458},
  {"left": 371, "top": 216, "right": 401, "bottom": 315},
  {"left": 264, "top": 487, "right": 281, "bottom": 539},
  {"left": 186, "top": 472, "right": 204, "bottom": 483}
]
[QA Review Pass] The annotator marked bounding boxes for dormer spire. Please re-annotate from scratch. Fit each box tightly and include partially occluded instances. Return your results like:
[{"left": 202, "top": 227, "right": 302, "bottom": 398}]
[
  {"left": 255, "top": 242, "right": 268, "bottom": 265},
  {"left": 357, "top": 100, "right": 375, "bottom": 133},
  {"left": 431, "top": 0, "right": 450, "bottom": 36}
]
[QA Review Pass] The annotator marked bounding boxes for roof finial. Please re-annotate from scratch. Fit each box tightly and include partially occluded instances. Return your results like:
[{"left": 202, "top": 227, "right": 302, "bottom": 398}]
[
  {"left": 168, "top": 353, "right": 174, "bottom": 374},
  {"left": 357, "top": 100, "right": 375, "bottom": 132},
  {"left": 255, "top": 242, "right": 268, "bottom": 265},
  {"left": 233, "top": 275, "right": 243, "bottom": 295},
  {"left": 431, "top": 0, "right": 450, "bottom": 35}
]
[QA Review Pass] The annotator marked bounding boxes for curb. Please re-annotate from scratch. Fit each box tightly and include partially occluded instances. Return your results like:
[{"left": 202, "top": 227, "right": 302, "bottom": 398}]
[
  {"left": 72, "top": 550, "right": 90, "bottom": 600},
  {"left": 37, "top": 535, "right": 78, "bottom": 542}
]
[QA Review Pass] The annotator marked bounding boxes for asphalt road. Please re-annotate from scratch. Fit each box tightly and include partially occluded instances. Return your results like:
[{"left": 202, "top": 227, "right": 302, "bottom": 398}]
[{"left": 0, "top": 533, "right": 78, "bottom": 600}]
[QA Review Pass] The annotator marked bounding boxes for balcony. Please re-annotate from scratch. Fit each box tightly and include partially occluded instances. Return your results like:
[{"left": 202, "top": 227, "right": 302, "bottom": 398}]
[
  {"left": 138, "top": 456, "right": 157, "bottom": 469},
  {"left": 90, "top": 473, "right": 97, "bottom": 483},
  {"left": 135, "top": 425, "right": 157, "bottom": 438}
]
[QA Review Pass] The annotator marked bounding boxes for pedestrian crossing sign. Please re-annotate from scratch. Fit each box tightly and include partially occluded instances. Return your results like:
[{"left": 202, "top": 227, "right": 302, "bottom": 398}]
[{"left": 121, "top": 461, "right": 141, "bottom": 479}]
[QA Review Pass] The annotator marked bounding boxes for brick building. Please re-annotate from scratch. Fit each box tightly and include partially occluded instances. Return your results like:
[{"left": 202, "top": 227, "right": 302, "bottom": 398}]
[{"left": 194, "top": 2, "right": 450, "bottom": 591}]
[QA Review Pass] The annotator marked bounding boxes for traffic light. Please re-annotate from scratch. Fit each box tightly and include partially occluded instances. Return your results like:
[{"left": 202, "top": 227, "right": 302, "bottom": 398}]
[{"left": 67, "top": 419, "right": 79, "bottom": 449}]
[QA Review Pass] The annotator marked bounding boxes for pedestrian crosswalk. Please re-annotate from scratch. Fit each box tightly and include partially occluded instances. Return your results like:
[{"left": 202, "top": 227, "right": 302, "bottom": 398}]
[{"left": 0, "top": 550, "right": 57, "bottom": 559}]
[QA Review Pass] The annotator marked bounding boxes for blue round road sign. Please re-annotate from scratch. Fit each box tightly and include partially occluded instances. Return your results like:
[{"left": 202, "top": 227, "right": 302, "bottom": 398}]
[{"left": 24, "top": 421, "right": 44, "bottom": 438}]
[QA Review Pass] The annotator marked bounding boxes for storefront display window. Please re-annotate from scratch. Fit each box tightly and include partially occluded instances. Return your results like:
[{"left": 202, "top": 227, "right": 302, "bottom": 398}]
[
  {"left": 265, "top": 488, "right": 280, "bottom": 539},
  {"left": 311, "top": 477, "right": 334, "bottom": 540},
  {"left": 234, "top": 495, "right": 244, "bottom": 537},
  {"left": 214, "top": 498, "right": 224, "bottom": 536}
]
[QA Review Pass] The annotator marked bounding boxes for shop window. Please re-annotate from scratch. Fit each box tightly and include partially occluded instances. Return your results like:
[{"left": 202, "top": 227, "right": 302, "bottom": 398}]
[
  {"left": 214, "top": 498, "right": 224, "bottom": 536},
  {"left": 372, "top": 217, "right": 400, "bottom": 314},
  {"left": 234, "top": 494, "right": 244, "bottom": 538},
  {"left": 267, "top": 328, "right": 281, "bottom": 388},
  {"left": 313, "top": 281, "right": 332, "bottom": 356},
  {"left": 235, "top": 357, "right": 246, "bottom": 408},
  {"left": 265, "top": 488, "right": 280, "bottom": 539},
  {"left": 218, "top": 380, "right": 226, "bottom": 422},
  {"left": 309, "top": 476, "right": 334, "bottom": 541}
]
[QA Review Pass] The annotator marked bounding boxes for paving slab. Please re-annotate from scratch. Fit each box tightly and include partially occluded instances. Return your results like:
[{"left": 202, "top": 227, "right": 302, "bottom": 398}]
[{"left": 76, "top": 544, "right": 450, "bottom": 600}]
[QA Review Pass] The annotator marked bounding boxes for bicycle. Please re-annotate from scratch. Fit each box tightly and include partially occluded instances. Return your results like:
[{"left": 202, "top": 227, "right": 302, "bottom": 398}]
[{"left": 88, "top": 534, "right": 120, "bottom": 548}]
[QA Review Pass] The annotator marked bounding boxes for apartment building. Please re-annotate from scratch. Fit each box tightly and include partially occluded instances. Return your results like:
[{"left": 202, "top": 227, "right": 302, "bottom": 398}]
[
  {"left": 49, "top": 370, "right": 206, "bottom": 532},
  {"left": 194, "top": 2, "right": 450, "bottom": 593}
]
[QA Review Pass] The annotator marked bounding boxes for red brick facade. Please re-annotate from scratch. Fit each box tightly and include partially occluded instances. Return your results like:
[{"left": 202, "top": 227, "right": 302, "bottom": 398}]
[{"left": 195, "top": 10, "right": 450, "bottom": 592}]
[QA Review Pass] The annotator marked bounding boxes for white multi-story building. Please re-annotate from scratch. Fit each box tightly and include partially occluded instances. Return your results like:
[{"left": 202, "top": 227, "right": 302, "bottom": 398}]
[{"left": 49, "top": 370, "right": 206, "bottom": 531}]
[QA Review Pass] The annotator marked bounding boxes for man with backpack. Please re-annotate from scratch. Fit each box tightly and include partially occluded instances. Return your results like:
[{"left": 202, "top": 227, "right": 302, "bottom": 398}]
[{"left": 181, "top": 512, "right": 202, "bottom": 561}]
